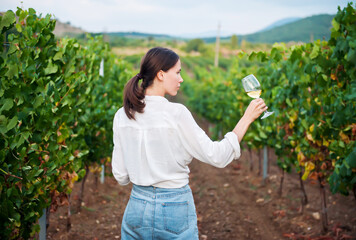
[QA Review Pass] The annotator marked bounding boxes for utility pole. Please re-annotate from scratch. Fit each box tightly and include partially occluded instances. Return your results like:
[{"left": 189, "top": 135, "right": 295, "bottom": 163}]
[
  {"left": 103, "top": 27, "right": 109, "bottom": 43},
  {"left": 310, "top": 33, "right": 314, "bottom": 42},
  {"left": 214, "top": 22, "right": 220, "bottom": 67}
]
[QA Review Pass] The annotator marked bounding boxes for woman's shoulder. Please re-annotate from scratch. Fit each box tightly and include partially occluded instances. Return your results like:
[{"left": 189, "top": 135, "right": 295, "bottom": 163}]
[
  {"left": 115, "top": 106, "right": 124, "bottom": 114},
  {"left": 166, "top": 101, "right": 191, "bottom": 117},
  {"left": 114, "top": 107, "right": 125, "bottom": 120}
]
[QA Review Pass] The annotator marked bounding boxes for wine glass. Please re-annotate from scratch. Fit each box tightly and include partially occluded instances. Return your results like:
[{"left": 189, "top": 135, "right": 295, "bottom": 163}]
[{"left": 241, "top": 74, "right": 274, "bottom": 119}]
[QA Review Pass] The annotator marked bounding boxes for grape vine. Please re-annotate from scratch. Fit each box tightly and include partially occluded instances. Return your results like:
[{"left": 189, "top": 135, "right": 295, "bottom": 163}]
[{"left": 0, "top": 8, "right": 130, "bottom": 239}]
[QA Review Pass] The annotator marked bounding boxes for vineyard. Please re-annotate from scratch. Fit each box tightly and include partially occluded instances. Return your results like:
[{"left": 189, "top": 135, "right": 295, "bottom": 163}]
[{"left": 0, "top": 3, "right": 355, "bottom": 240}]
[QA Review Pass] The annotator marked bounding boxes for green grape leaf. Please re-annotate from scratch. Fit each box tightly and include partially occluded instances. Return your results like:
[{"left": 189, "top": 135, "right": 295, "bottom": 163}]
[
  {"left": 22, "top": 166, "right": 31, "bottom": 171},
  {"left": 347, "top": 48, "right": 356, "bottom": 63},
  {"left": 44, "top": 60, "right": 58, "bottom": 75},
  {"left": 7, "top": 43, "right": 18, "bottom": 55},
  {"left": 78, "top": 169, "right": 86, "bottom": 179},
  {"left": 5, "top": 64, "right": 19, "bottom": 78},
  {"left": 57, "top": 125, "right": 70, "bottom": 143},
  {"left": 310, "top": 44, "right": 320, "bottom": 59},
  {"left": 286, "top": 98, "right": 292, "bottom": 107},
  {"left": 301, "top": 119, "right": 308, "bottom": 130},
  {"left": 33, "top": 95, "right": 44, "bottom": 108},
  {"left": 0, "top": 10, "right": 16, "bottom": 30},
  {"left": 53, "top": 51, "right": 63, "bottom": 61},
  {"left": 15, "top": 23, "right": 22, "bottom": 32},
  {"left": 349, "top": 40, "right": 356, "bottom": 49},
  {"left": 34, "top": 169, "right": 44, "bottom": 177},
  {"left": 0, "top": 99, "right": 13, "bottom": 113},
  {"left": 0, "top": 115, "right": 7, "bottom": 130},
  {"left": 331, "top": 18, "right": 340, "bottom": 31},
  {"left": 6, "top": 116, "right": 18, "bottom": 131},
  {"left": 16, "top": 136, "right": 25, "bottom": 148},
  {"left": 351, "top": 176, "right": 356, "bottom": 185},
  {"left": 259, "top": 131, "right": 268, "bottom": 139},
  {"left": 345, "top": 147, "right": 356, "bottom": 168}
]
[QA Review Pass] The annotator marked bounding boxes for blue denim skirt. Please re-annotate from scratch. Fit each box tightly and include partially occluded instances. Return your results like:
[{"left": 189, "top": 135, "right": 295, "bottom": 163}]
[{"left": 121, "top": 184, "right": 199, "bottom": 240}]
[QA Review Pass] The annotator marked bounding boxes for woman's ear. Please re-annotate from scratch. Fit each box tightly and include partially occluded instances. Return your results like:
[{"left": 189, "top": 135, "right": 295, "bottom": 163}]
[{"left": 157, "top": 70, "right": 164, "bottom": 82}]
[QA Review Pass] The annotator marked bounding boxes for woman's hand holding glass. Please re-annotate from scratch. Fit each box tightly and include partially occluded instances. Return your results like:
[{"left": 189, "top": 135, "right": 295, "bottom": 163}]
[
  {"left": 241, "top": 74, "right": 274, "bottom": 119},
  {"left": 243, "top": 98, "right": 268, "bottom": 123}
]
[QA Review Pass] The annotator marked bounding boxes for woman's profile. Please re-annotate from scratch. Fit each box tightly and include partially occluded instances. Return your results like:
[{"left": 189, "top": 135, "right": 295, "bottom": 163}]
[{"left": 112, "top": 47, "right": 267, "bottom": 239}]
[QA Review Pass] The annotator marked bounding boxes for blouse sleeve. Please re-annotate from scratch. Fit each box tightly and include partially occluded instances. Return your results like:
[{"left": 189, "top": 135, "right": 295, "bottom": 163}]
[
  {"left": 177, "top": 105, "right": 241, "bottom": 168},
  {"left": 111, "top": 112, "right": 130, "bottom": 185}
]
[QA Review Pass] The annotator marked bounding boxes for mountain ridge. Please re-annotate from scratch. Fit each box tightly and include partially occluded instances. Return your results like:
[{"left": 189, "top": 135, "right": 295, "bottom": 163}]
[
  {"left": 258, "top": 17, "right": 302, "bottom": 32},
  {"left": 239, "top": 14, "right": 334, "bottom": 43},
  {"left": 52, "top": 13, "right": 335, "bottom": 44}
]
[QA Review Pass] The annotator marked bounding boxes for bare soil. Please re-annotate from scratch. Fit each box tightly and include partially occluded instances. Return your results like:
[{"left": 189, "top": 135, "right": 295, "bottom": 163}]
[{"left": 46, "top": 113, "right": 356, "bottom": 240}]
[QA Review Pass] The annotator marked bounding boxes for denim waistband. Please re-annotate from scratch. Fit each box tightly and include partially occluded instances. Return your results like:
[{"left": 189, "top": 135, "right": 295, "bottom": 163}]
[{"left": 132, "top": 184, "right": 191, "bottom": 199}]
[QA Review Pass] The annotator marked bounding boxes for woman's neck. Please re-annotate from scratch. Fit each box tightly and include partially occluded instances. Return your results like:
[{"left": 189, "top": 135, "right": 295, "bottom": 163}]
[{"left": 145, "top": 81, "right": 165, "bottom": 96}]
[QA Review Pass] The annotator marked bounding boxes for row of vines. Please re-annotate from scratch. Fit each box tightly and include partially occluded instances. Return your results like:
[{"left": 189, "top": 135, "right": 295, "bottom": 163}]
[
  {"left": 0, "top": 8, "right": 131, "bottom": 239},
  {"left": 181, "top": 3, "right": 355, "bottom": 232}
]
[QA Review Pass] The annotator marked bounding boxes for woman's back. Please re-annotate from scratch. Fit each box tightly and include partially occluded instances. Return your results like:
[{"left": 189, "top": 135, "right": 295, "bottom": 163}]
[{"left": 113, "top": 95, "right": 191, "bottom": 188}]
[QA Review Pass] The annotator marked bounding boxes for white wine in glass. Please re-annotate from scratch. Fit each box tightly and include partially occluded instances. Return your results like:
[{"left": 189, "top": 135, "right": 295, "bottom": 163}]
[
  {"left": 246, "top": 90, "right": 262, "bottom": 98},
  {"left": 242, "top": 74, "right": 274, "bottom": 119}
]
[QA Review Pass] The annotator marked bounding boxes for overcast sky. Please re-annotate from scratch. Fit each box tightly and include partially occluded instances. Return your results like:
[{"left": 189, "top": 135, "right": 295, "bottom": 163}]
[{"left": 0, "top": 0, "right": 351, "bottom": 36}]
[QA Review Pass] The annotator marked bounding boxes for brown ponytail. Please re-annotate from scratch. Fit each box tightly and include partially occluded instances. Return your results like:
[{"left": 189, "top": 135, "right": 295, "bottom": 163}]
[
  {"left": 123, "top": 47, "right": 179, "bottom": 120},
  {"left": 123, "top": 74, "right": 145, "bottom": 120}
]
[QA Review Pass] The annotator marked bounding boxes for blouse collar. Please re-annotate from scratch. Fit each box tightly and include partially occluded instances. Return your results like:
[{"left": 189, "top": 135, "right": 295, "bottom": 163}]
[{"left": 144, "top": 95, "right": 168, "bottom": 102}]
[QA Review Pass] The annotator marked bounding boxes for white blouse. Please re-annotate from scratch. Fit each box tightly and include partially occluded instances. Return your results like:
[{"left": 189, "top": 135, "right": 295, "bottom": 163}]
[{"left": 112, "top": 95, "right": 241, "bottom": 188}]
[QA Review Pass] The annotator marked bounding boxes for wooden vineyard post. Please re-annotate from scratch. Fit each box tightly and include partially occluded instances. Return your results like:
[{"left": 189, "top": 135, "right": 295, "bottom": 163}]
[
  {"left": 77, "top": 164, "right": 89, "bottom": 212},
  {"left": 99, "top": 58, "right": 105, "bottom": 184},
  {"left": 100, "top": 164, "right": 105, "bottom": 184},
  {"left": 299, "top": 172, "right": 308, "bottom": 205},
  {"left": 67, "top": 194, "right": 72, "bottom": 231},
  {"left": 318, "top": 176, "right": 328, "bottom": 233},
  {"left": 39, "top": 208, "right": 46, "bottom": 240},
  {"left": 99, "top": 58, "right": 104, "bottom": 77},
  {"left": 249, "top": 148, "right": 253, "bottom": 172},
  {"left": 263, "top": 146, "right": 268, "bottom": 184},
  {"left": 278, "top": 168, "right": 285, "bottom": 197},
  {"left": 298, "top": 172, "right": 308, "bottom": 214},
  {"left": 258, "top": 149, "right": 262, "bottom": 176}
]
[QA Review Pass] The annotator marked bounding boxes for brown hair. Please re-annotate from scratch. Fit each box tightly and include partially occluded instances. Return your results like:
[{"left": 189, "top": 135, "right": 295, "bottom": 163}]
[{"left": 123, "top": 47, "right": 179, "bottom": 120}]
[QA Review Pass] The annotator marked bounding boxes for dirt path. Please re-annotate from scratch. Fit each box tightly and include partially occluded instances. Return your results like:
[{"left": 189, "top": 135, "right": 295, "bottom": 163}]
[
  {"left": 46, "top": 152, "right": 356, "bottom": 240},
  {"left": 187, "top": 113, "right": 282, "bottom": 239},
  {"left": 189, "top": 157, "right": 281, "bottom": 239}
]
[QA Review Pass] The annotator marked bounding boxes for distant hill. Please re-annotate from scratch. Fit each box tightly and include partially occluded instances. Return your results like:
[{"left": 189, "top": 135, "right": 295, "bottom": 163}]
[
  {"left": 48, "top": 13, "right": 334, "bottom": 44},
  {"left": 105, "top": 14, "right": 335, "bottom": 44},
  {"left": 237, "top": 14, "right": 334, "bottom": 43},
  {"left": 177, "top": 30, "right": 233, "bottom": 39},
  {"left": 0, "top": 12, "right": 86, "bottom": 37},
  {"left": 259, "top": 17, "right": 302, "bottom": 32},
  {"left": 53, "top": 20, "right": 86, "bottom": 37},
  {"left": 106, "top": 31, "right": 174, "bottom": 40}
]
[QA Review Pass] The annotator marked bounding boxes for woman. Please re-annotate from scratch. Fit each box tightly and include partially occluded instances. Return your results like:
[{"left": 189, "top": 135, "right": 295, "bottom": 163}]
[{"left": 112, "top": 47, "right": 267, "bottom": 239}]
